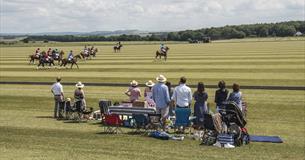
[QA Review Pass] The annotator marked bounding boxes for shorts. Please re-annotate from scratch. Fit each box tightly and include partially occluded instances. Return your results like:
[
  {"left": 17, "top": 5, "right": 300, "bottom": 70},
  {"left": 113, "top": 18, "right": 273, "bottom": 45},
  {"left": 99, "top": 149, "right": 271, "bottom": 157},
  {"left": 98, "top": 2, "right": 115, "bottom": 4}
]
[{"left": 156, "top": 107, "right": 169, "bottom": 119}]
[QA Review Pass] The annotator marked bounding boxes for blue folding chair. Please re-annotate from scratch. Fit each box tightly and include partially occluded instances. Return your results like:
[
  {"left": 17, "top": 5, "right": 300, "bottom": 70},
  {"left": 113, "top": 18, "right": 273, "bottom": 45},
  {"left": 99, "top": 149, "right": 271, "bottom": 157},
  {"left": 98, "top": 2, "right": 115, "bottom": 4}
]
[{"left": 174, "top": 108, "right": 192, "bottom": 134}]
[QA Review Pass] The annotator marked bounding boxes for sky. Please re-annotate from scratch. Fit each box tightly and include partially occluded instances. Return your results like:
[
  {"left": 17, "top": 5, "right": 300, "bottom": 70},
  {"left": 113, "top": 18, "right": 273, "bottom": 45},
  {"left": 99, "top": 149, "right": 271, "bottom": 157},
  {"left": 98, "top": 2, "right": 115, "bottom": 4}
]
[{"left": 0, "top": 0, "right": 304, "bottom": 33}]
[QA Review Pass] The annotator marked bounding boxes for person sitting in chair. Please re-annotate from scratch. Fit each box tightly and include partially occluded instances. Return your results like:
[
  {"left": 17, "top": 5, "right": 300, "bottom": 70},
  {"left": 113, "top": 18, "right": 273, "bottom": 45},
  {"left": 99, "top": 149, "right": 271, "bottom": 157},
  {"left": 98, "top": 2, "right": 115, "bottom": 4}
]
[{"left": 67, "top": 50, "right": 74, "bottom": 62}]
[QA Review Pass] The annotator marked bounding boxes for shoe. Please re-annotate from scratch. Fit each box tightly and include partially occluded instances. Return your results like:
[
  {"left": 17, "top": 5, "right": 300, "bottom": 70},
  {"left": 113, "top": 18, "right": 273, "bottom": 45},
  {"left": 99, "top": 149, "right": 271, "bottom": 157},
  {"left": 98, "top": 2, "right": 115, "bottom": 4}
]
[
  {"left": 224, "top": 143, "right": 235, "bottom": 148},
  {"left": 213, "top": 141, "right": 222, "bottom": 148}
]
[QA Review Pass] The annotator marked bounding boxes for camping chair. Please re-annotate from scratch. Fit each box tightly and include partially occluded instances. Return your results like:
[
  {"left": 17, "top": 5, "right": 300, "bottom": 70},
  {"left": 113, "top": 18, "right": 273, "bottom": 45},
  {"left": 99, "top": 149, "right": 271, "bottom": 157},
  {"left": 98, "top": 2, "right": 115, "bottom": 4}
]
[
  {"left": 132, "top": 114, "right": 149, "bottom": 133},
  {"left": 103, "top": 114, "right": 123, "bottom": 134},
  {"left": 174, "top": 108, "right": 192, "bottom": 134}
]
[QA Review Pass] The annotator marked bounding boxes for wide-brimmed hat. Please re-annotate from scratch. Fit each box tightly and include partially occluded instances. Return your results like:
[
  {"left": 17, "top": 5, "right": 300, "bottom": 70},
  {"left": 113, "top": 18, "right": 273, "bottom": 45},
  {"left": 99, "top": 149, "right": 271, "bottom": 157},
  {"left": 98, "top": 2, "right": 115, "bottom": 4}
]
[
  {"left": 145, "top": 80, "right": 155, "bottom": 87},
  {"left": 75, "top": 81, "right": 84, "bottom": 88},
  {"left": 130, "top": 80, "right": 138, "bottom": 87},
  {"left": 156, "top": 75, "right": 167, "bottom": 82}
]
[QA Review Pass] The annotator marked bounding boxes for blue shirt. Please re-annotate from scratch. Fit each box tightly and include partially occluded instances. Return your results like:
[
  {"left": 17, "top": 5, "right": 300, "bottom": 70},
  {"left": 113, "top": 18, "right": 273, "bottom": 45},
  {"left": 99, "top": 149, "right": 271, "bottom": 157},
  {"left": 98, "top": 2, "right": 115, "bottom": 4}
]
[
  {"left": 152, "top": 83, "right": 170, "bottom": 108},
  {"left": 228, "top": 91, "right": 243, "bottom": 110}
]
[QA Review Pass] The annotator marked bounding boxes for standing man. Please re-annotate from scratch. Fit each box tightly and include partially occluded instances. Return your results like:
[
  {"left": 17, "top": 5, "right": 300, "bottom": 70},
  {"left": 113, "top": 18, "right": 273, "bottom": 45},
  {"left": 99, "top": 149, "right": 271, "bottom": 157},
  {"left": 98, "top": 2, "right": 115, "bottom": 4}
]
[
  {"left": 172, "top": 76, "right": 192, "bottom": 108},
  {"left": 152, "top": 75, "right": 170, "bottom": 130},
  {"left": 51, "top": 77, "right": 64, "bottom": 119}
]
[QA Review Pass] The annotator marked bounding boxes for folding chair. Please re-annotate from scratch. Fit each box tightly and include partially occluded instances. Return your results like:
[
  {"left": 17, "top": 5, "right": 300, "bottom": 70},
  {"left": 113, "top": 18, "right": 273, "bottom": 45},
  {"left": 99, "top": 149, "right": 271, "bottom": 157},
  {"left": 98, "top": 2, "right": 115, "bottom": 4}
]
[
  {"left": 132, "top": 114, "right": 149, "bottom": 133},
  {"left": 103, "top": 114, "right": 123, "bottom": 134}
]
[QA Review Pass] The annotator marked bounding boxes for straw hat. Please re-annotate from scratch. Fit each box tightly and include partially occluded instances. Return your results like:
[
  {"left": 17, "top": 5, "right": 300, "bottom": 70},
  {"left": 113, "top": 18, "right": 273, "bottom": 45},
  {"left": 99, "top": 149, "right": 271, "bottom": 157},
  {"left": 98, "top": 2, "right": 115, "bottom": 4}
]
[
  {"left": 75, "top": 81, "right": 84, "bottom": 88},
  {"left": 156, "top": 75, "right": 167, "bottom": 83},
  {"left": 66, "top": 98, "right": 71, "bottom": 101},
  {"left": 130, "top": 80, "right": 138, "bottom": 87},
  {"left": 145, "top": 80, "right": 155, "bottom": 87}
]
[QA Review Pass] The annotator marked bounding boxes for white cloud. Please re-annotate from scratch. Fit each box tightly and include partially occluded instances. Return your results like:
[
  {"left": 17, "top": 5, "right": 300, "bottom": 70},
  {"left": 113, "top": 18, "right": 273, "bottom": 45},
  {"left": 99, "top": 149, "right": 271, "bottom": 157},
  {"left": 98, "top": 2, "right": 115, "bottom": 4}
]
[{"left": 0, "top": 0, "right": 304, "bottom": 33}]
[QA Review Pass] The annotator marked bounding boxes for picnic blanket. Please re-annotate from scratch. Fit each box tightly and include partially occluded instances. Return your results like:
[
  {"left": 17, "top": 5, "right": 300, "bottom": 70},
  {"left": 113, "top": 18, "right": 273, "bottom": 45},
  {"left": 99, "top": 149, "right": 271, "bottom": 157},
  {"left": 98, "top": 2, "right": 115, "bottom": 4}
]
[{"left": 250, "top": 135, "right": 283, "bottom": 143}]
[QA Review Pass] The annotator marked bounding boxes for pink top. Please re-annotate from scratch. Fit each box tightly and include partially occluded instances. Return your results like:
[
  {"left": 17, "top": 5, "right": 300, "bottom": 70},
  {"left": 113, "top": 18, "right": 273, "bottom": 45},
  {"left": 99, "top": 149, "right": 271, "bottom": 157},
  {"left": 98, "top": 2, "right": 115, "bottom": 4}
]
[{"left": 127, "top": 87, "right": 141, "bottom": 102}]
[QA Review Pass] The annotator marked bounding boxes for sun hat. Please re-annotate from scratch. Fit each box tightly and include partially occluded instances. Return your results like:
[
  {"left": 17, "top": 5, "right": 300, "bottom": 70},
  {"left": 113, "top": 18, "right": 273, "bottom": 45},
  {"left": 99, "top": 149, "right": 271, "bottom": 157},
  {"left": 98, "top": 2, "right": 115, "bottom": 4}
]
[
  {"left": 145, "top": 80, "right": 155, "bottom": 87},
  {"left": 156, "top": 75, "right": 167, "bottom": 83},
  {"left": 130, "top": 80, "right": 138, "bottom": 87},
  {"left": 75, "top": 81, "right": 84, "bottom": 88}
]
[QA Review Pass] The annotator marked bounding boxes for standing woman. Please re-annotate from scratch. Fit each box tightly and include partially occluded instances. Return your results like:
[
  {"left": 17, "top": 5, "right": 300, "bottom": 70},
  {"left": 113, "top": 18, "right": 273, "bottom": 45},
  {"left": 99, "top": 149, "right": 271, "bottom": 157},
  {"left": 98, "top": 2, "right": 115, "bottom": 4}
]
[
  {"left": 214, "top": 80, "right": 229, "bottom": 112},
  {"left": 228, "top": 83, "right": 243, "bottom": 111},
  {"left": 193, "top": 82, "right": 208, "bottom": 127},
  {"left": 74, "top": 81, "right": 86, "bottom": 112},
  {"left": 125, "top": 80, "right": 141, "bottom": 102},
  {"left": 144, "top": 80, "right": 155, "bottom": 107},
  {"left": 165, "top": 81, "right": 175, "bottom": 116}
]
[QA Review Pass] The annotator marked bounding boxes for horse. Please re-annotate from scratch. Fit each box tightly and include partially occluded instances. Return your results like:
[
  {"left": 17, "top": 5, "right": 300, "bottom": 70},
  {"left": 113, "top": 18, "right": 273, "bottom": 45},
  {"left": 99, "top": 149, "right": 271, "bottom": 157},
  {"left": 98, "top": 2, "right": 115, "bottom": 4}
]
[
  {"left": 37, "top": 54, "right": 55, "bottom": 68},
  {"left": 80, "top": 50, "right": 91, "bottom": 60},
  {"left": 90, "top": 48, "right": 98, "bottom": 57},
  {"left": 155, "top": 46, "right": 170, "bottom": 61},
  {"left": 113, "top": 44, "right": 123, "bottom": 53},
  {"left": 29, "top": 53, "right": 41, "bottom": 64},
  {"left": 60, "top": 54, "right": 82, "bottom": 69}
]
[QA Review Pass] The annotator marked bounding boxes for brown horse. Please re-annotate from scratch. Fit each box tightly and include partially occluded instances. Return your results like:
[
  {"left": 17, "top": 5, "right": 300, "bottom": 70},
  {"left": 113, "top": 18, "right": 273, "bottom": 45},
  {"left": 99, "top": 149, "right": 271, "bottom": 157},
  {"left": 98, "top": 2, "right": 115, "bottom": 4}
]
[
  {"left": 29, "top": 54, "right": 40, "bottom": 64},
  {"left": 60, "top": 54, "right": 82, "bottom": 69},
  {"left": 155, "top": 46, "right": 169, "bottom": 61},
  {"left": 113, "top": 44, "right": 123, "bottom": 53}
]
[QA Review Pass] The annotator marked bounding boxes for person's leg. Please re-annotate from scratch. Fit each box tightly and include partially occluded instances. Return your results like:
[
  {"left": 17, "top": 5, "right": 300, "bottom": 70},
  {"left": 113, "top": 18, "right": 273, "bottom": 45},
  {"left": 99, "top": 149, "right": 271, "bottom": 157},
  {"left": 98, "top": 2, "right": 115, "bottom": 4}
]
[
  {"left": 161, "top": 107, "right": 169, "bottom": 131},
  {"left": 54, "top": 100, "right": 59, "bottom": 118}
]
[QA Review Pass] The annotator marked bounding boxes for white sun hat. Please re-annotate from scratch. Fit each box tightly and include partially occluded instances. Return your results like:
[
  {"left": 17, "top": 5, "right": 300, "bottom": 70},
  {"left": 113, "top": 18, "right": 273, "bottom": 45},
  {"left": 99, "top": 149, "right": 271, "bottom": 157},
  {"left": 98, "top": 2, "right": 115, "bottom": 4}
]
[
  {"left": 145, "top": 80, "right": 155, "bottom": 87},
  {"left": 75, "top": 81, "right": 84, "bottom": 88},
  {"left": 130, "top": 80, "right": 138, "bottom": 87},
  {"left": 156, "top": 75, "right": 167, "bottom": 83}
]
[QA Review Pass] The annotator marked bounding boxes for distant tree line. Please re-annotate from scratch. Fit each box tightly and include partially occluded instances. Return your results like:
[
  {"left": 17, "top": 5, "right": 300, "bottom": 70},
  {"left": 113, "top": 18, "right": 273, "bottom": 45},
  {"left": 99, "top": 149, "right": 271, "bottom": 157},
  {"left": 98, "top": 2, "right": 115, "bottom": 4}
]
[{"left": 24, "top": 21, "right": 304, "bottom": 42}]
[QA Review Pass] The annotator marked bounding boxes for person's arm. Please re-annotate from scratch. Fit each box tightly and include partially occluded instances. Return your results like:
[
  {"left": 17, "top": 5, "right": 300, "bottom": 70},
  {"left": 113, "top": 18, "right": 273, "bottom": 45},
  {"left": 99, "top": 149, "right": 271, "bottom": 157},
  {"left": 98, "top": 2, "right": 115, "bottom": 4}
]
[
  {"left": 164, "top": 86, "right": 170, "bottom": 105},
  {"left": 138, "top": 88, "right": 141, "bottom": 97},
  {"left": 188, "top": 88, "right": 192, "bottom": 107},
  {"left": 60, "top": 85, "right": 64, "bottom": 97},
  {"left": 124, "top": 88, "right": 131, "bottom": 96}
]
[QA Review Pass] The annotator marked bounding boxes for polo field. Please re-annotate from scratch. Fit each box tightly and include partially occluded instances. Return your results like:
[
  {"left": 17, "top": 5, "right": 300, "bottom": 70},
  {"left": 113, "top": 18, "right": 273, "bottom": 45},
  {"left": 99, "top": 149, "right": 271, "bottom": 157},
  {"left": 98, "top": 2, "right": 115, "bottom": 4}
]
[{"left": 0, "top": 39, "right": 304, "bottom": 160}]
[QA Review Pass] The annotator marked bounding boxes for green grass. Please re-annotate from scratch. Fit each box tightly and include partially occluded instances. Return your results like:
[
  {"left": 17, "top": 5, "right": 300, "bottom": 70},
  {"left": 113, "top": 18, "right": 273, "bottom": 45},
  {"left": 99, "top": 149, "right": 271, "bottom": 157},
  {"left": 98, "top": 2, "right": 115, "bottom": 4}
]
[
  {"left": 0, "top": 84, "right": 304, "bottom": 160},
  {"left": 0, "top": 40, "right": 304, "bottom": 159}
]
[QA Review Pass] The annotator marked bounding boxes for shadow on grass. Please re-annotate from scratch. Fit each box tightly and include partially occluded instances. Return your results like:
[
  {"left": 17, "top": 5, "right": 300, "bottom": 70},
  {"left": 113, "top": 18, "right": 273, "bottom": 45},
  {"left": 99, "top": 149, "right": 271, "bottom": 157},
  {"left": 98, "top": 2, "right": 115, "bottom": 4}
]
[
  {"left": 63, "top": 120, "right": 88, "bottom": 123},
  {"left": 35, "top": 116, "right": 54, "bottom": 119}
]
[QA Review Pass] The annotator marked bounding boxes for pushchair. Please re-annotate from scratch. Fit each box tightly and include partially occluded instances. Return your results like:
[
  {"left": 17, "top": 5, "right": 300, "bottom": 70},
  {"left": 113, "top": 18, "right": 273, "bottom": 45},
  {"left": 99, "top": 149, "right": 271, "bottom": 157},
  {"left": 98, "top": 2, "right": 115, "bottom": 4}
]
[{"left": 218, "top": 102, "right": 249, "bottom": 146}]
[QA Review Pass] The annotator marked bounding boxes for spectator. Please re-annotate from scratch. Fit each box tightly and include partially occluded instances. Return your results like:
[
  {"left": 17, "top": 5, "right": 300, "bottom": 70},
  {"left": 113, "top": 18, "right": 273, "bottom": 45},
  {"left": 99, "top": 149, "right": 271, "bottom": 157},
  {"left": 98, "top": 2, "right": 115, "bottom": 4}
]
[
  {"left": 144, "top": 80, "right": 155, "bottom": 107},
  {"left": 51, "top": 77, "right": 64, "bottom": 118},
  {"left": 74, "top": 81, "right": 86, "bottom": 111},
  {"left": 193, "top": 82, "right": 208, "bottom": 127},
  {"left": 152, "top": 75, "right": 171, "bottom": 130},
  {"left": 165, "top": 81, "right": 175, "bottom": 116},
  {"left": 214, "top": 80, "right": 229, "bottom": 112},
  {"left": 228, "top": 83, "right": 243, "bottom": 111},
  {"left": 171, "top": 76, "right": 192, "bottom": 108},
  {"left": 125, "top": 80, "right": 141, "bottom": 102}
]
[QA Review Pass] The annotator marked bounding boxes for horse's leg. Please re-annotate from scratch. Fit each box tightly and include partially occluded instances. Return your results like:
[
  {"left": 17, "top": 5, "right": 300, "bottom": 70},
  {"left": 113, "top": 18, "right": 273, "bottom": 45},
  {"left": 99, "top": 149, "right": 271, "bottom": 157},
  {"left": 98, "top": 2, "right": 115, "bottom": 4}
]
[{"left": 75, "top": 62, "right": 79, "bottom": 69}]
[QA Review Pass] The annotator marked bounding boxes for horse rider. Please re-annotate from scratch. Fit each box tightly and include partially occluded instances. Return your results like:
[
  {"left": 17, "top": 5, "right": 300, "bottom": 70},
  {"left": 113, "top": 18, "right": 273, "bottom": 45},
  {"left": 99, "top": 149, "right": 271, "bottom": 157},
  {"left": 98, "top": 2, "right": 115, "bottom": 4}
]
[
  {"left": 43, "top": 51, "right": 50, "bottom": 62},
  {"left": 160, "top": 43, "right": 166, "bottom": 53},
  {"left": 47, "top": 48, "right": 52, "bottom": 56},
  {"left": 67, "top": 50, "right": 74, "bottom": 62},
  {"left": 117, "top": 41, "right": 121, "bottom": 47},
  {"left": 35, "top": 48, "right": 41, "bottom": 58},
  {"left": 52, "top": 48, "right": 59, "bottom": 59}
]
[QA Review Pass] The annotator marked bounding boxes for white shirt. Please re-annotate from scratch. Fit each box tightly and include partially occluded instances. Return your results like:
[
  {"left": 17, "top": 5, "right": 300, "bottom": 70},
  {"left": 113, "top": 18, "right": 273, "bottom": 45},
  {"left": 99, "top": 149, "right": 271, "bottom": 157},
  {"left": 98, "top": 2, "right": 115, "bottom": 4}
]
[
  {"left": 172, "top": 83, "right": 192, "bottom": 107},
  {"left": 51, "top": 82, "right": 63, "bottom": 96}
]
